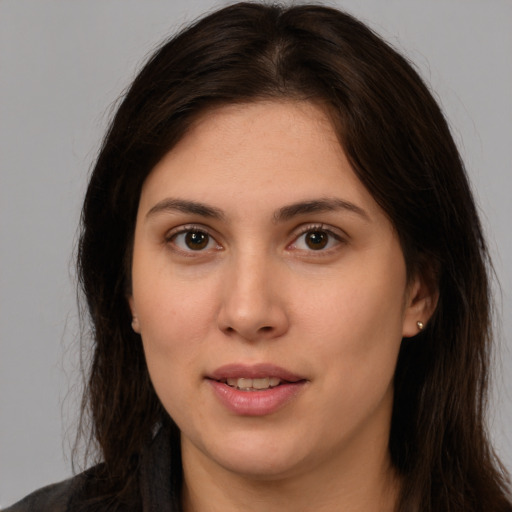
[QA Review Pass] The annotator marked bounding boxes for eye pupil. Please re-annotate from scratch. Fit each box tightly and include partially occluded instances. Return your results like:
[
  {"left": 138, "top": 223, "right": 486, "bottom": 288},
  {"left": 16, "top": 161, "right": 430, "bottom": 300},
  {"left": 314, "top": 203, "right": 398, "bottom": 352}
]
[
  {"left": 306, "top": 231, "right": 328, "bottom": 250},
  {"left": 185, "top": 231, "right": 209, "bottom": 250}
]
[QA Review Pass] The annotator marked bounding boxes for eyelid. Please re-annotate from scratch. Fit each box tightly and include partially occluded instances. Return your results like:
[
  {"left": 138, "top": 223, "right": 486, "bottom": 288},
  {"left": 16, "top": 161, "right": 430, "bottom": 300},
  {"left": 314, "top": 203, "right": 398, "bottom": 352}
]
[
  {"left": 164, "top": 223, "right": 223, "bottom": 254},
  {"left": 287, "top": 223, "right": 347, "bottom": 252},
  {"left": 163, "top": 222, "right": 347, "bottom": 255}
]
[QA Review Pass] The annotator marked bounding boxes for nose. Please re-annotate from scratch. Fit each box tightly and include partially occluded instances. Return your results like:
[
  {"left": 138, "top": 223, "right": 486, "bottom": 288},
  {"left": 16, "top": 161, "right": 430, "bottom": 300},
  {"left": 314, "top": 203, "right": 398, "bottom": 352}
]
[{"left": 217, "top": 253, "right": 290, "bottom": 342}]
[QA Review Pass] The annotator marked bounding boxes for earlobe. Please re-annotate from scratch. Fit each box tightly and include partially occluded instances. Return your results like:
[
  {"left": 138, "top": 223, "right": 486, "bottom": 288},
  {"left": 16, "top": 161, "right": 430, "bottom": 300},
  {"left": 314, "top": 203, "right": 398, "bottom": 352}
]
[
  {"left": 131, "top": 316, "right": 141, "bottom": 333},
  {"left": 128, "top": 296, "right": 141, "bottom": 334},
  {"left": 402, "top": 275, "right": 438, "bottom": 338}
]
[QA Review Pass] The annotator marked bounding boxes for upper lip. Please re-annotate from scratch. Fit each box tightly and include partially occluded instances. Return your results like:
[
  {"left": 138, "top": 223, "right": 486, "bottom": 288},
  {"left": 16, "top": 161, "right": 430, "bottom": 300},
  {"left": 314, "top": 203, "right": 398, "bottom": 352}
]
[{"left": 208, "top": 363, "right": 305, "bottom": 382}]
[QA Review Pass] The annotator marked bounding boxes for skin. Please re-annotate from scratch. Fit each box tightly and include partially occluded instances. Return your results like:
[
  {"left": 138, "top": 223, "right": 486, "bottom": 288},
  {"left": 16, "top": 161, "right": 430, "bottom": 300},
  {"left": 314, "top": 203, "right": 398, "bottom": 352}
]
[{"left": 129, "top": 101, "right": 435, "bottom": 512}]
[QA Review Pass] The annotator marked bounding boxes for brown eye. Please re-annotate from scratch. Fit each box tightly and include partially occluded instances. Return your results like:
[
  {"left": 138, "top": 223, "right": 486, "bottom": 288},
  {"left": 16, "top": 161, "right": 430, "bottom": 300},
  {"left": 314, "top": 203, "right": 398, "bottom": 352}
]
[
  {"left": 305, "top": 230, "right": 329, "bottom": 250},
  {"left": 170, "top": 229, "right": 218, "bottom": 252},
  {"left": 289, "top": 226, "right": 343, "bottom": 253},
  {"left": 184, "top": 231, "right": 209, "bottom": 250}
]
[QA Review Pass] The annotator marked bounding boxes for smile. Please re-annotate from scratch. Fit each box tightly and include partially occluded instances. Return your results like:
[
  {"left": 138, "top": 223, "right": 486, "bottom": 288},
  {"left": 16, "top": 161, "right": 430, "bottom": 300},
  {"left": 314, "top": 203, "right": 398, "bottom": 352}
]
[
  {"left": 207, "top": 364, "right": 307, "bottom": 415},
  {"left": 224, "top": 377, "right": 282, "bottom": 391}
]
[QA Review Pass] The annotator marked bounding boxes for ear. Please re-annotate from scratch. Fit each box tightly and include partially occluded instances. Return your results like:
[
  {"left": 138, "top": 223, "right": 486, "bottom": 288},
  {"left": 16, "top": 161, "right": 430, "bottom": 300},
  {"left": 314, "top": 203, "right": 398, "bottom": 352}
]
[
  {"left": 402, "top": 273, "right": 438, "bottom": 338},
  {"left": 128, "top": 296, "right": 141, "bottom": 334}
]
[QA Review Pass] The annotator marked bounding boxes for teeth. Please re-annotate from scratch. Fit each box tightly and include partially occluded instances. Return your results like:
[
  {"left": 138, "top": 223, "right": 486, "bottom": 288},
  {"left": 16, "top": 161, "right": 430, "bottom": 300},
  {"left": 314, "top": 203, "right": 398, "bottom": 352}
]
[
  {"left": 253, "top": 378, "right": 271, "bottom": 389},
  {"left": 225, "top": 377, "right": 281, "bottom": 390}
]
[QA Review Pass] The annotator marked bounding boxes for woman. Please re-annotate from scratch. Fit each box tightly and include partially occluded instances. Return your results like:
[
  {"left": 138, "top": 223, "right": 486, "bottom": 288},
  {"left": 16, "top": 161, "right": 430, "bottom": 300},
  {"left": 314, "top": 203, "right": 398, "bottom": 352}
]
[{"left": 6, "top": 2, "right": 511, "bottom": 511}]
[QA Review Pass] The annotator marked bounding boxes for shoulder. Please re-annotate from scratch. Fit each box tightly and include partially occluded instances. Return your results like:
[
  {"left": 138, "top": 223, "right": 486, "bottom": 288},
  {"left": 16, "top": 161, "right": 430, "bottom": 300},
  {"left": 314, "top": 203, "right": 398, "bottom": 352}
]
[
  {"left": 3, "top": 424, "right": 179, "bottom": 512},
  {"left": 3, "top": 463, "right": 146, "bottom": 512},
  {"left": 2, "top": 465, "right": 116, "bottom": 512},
  {"left": 2, "top": 475, "right": 80, "bottom": 512}
]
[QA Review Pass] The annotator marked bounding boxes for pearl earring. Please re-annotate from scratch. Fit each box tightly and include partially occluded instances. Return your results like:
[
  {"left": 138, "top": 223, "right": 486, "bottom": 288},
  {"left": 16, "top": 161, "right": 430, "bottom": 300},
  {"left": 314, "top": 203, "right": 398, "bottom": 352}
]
[{"left": 417, "top": 321, "right": 424, "bottom": 331}]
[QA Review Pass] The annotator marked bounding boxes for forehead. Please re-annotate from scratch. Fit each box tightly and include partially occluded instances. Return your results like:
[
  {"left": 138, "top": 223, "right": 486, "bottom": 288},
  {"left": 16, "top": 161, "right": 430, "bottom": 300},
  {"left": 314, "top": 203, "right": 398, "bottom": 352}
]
[{"left": 138, "top": 100, "right": 382, "bottom": 220}]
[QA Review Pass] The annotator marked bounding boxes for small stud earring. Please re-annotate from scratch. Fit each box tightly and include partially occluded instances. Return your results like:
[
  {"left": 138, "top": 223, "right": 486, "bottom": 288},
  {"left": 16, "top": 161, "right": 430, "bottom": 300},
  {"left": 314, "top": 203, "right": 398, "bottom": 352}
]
[
  {"left": 417, "top": 321, "right": 424, "bottom": 331},
  {"left": 131, "top": 317, "right": 140, "bottom": 332}
]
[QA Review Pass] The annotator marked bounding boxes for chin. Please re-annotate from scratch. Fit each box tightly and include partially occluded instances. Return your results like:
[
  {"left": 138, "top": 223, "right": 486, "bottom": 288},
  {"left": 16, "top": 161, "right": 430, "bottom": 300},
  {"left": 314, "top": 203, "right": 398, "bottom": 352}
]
[
  {"left": 215, "top": 451, "right": 306, "bottom": 481},
  {"left": 186, "top": 428, "right": 311, "bottom": 480}
]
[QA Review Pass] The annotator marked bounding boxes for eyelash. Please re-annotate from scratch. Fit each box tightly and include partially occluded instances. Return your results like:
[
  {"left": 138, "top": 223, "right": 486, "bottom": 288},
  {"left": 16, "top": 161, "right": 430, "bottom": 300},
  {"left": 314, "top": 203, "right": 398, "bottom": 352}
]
[
  {"left": 288, "top": 224, "right": 345, "bottom": 253},
  {"left": 165, "top": 225, "right": 221, "bottom": 255},
  {"left": 165, "top": 223, "right": 345, "bottom": 255}
]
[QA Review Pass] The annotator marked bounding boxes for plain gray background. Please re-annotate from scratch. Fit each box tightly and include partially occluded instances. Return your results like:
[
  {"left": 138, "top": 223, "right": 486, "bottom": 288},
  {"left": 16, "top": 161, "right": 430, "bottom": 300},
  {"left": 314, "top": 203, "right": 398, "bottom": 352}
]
[{"left": 1, "top": 0, "right": 511, "bottom": 507}]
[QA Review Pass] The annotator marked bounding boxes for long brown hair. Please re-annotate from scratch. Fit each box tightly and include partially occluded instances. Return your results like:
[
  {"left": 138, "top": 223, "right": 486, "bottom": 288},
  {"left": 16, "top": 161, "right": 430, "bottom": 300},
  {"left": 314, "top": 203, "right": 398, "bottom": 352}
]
[{"left": 77, "top": 2, "right": 511, "bottom": 510}]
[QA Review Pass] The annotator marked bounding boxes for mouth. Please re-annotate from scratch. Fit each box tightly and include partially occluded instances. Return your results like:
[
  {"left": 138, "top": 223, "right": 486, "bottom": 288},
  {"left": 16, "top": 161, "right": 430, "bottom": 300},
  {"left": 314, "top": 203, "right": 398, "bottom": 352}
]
[
  {"left": 217, "top": 376, "right": 287, "bottom": 391},
  {"left": 207, "top": 363, "right": 306, "bottom": 389},
  {"left": 206, "top": 364, "right": 307, "bottom": 415}
]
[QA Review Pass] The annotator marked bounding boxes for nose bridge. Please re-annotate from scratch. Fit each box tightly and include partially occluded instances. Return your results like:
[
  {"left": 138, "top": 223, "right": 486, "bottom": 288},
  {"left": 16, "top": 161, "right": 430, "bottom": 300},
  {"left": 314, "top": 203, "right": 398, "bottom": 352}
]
[{"left": 217, "top": 246, "right": 288, "bottom": 341}]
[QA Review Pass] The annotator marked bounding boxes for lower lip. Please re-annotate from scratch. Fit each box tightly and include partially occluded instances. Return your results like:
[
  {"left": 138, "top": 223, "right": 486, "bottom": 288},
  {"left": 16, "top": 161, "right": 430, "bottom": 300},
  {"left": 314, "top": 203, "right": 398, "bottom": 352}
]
[{"left": 208, "top": 380, "right": 306, "bottom": 416}]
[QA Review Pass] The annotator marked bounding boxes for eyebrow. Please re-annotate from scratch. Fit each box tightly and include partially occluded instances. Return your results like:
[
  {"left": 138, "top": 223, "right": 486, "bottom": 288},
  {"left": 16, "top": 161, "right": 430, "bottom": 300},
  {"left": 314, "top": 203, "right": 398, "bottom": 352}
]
[
  {"left": 145, "top": 197, "right": 369, "bottom": 223},
  {"left": 274, "top": 198, "right": 369, "bottom": 223},
  {"left": 146, "top": 198, "right": 225, "bottom": 220}
]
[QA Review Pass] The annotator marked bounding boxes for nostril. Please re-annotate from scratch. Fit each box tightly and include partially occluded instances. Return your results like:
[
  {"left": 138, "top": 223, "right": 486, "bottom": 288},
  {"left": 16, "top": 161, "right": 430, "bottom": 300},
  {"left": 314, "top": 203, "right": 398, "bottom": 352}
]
[{"left": 222, "top": 324, "right": 274, "bottom": 336}]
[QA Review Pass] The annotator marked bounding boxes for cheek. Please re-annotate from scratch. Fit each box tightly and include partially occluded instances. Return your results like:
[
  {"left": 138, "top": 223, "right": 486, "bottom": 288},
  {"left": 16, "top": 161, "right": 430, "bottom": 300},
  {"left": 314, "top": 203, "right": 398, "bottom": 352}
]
[
  {"left": 133, "top": 272, "right": 219, "bottom": 401},
  {"left": 297, "top": 283, "right": 404, "bottom": 444},
  {"left": 295, "top": 256, "right": 407, "bottom": 389},
  {"left": 139, "top": 289, "right": 214, "bottom": 348},
  {"left": 132, "top": 246, "right": 218, "bottom": 340},
  {"left": 138, "top": 306, "right": 208, "bottom": 422},
  {"left": 297, "top": 265, "right": 407, "bottom": 346}
]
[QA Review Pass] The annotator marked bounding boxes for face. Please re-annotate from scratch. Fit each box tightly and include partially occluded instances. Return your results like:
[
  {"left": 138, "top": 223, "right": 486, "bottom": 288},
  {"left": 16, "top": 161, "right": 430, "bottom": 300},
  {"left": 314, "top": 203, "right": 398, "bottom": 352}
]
[{"left": 129, "top": 101, "right": 429, "bottom": 482}]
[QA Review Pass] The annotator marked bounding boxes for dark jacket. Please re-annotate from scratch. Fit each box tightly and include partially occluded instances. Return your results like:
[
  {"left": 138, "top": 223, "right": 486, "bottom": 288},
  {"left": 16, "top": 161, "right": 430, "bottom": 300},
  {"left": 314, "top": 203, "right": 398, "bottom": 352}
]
[{"left": 3, "top": 426, "right": 182, "bottom": 512}]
